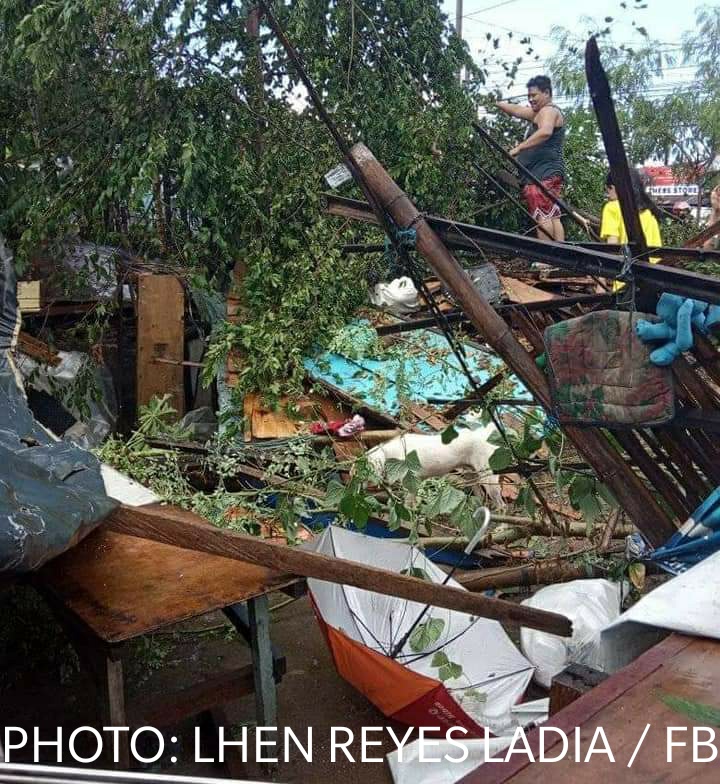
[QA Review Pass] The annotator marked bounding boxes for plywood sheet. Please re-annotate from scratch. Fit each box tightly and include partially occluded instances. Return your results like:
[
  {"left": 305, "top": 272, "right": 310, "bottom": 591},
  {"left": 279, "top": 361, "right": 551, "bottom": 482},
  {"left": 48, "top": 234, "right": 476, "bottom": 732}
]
[
  {"left": 37, "top": 510, "right": 297, "bottom": 643},
  {"left": 243, "top": 392, "right": 345, "bottom": 439},
  {"left": 501, "top": 275, "right": 560, "bottom": 304},
  {"left": 136, "top": 274, "right": 185, "bottom": 416},
  {"left": 465, "top": 635, "right": 720, "bottom": 784}
]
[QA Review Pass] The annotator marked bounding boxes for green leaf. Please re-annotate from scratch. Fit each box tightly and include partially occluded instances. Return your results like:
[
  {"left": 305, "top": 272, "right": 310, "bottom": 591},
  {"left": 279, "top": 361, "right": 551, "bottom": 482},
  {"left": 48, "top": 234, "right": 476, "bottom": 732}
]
[
  {"left": 404, "top": 450, "right": 422, "bottom": 473},
  {"left": 597, "top": 483, "right": 618, "bottom": 508},
  {"left": 403, "top": 471, "right": 421, "bottom": 495},
  {"left": 577, "top": 492, "right": 601, "bottom": 526},
  {"left": 655, "top": 691, "right": 720, "bottom": 726},
  {"left": 556, "top": 470, "right": 575, "bottom": 491},
  {"left": 401, "top": 566, "right": 431, "bottom": 580},
  {"left": 489, "top": 447, "right": 513, "bottom": 472},
  {"left": 464, "top": 688, "right": 487, "bottom": 702},
  {"left": 628, "top": 561, "right": 646, "bottom": 590},
  {"left": 487, "top": 430, "right": 506, "bottom": 447},
  {"left": 339, "top": 494, "right": 371, "bottom": 527},
  {"left": 424, "top": 484, "right": 466, "bottom": 518},
  {"left": 385, "top": 458, "right": 408, "bottom": 484},
  {"left": 409, "top": 617, "right": 445, "bottom": 653},
  {"left": 439, "top": 661, "right": 463, "bottom": 681},
  {"left": 569, "top": 475, "right": 594, "bottom": 507},
  {"left": 431, "top": 651, "right": 449, "bottom": 667},
  {"left": 324, "top": 479, "right": 345, "bottom": 507},
  {"left": 441, "top": 425, "right": 459, "bottom": 444}
]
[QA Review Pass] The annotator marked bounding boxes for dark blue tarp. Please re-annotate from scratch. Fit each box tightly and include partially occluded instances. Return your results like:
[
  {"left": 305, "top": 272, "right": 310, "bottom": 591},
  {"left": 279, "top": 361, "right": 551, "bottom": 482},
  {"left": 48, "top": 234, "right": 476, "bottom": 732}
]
[
  {"left": 0, "top": 235, "right": 116, "bottom": 574},
  {"left": 649, "top": 486, "right": 720, "bottom": 575}
]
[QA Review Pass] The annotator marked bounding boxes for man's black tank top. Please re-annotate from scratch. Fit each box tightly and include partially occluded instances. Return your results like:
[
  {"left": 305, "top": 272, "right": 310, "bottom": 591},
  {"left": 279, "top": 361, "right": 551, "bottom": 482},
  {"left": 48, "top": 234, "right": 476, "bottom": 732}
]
[{"left": 516, "top": 106, "right": 565, "bottom": 183}]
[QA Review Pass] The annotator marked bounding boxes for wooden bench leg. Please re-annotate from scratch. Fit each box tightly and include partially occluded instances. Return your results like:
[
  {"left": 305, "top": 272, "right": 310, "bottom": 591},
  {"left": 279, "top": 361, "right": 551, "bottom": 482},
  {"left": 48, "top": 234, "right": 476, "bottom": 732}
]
[
  {"left": 248, "top": 595, "right": 277, "bottom": 728},
  {"left": 54, "top": 617, "right": 131, "bottom": 770},
  {"left": 96, "top": 649, "right": 131, "bottom": 769}
]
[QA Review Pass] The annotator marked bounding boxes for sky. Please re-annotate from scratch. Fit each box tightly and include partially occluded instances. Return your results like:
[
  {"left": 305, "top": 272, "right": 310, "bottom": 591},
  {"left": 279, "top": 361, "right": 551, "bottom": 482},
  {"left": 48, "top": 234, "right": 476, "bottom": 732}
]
[{"left": 441, "top": 0, "right": 705, "bottom": 103}]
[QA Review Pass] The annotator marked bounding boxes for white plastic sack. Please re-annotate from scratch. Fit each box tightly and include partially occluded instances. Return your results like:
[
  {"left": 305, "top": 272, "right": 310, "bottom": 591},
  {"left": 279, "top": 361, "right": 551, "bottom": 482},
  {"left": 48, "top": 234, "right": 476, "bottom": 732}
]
[
  {"left": 370, "top": 276, "right": 421, "bottom": 315},
  {"left": 520, "top": 579, "right": 623, "bottom": 688}
]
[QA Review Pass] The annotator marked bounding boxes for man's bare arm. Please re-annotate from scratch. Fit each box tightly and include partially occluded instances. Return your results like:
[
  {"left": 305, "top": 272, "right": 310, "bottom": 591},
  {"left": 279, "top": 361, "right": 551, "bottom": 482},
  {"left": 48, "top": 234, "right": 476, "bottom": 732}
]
[
  {"left": 509, "top": 106, "right": 559, "bottom": 155},
  {"left": 495, "top": 101, "right": 535, "bottom": 121}
]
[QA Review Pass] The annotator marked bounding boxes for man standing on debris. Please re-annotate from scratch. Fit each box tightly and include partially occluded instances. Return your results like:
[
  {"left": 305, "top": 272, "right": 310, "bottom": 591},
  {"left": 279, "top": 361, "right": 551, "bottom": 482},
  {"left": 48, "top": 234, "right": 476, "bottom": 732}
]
[{"left": 496, "top": 75, "right": 566, "bottom": 242}]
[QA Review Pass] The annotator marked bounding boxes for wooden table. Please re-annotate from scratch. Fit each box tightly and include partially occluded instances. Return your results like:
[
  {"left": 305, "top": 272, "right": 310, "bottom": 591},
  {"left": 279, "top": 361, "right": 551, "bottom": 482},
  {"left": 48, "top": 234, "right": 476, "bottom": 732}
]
[
  {"left": 459, "top": 633, "right": 720, "bottom": 783},
  {"left": 35, "top": 512, "right": 301, "bottom": 769}
]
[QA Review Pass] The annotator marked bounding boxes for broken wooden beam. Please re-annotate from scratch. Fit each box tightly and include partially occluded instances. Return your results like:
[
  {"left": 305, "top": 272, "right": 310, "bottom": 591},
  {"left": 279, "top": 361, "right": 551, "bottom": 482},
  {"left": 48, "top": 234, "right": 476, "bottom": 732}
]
[
  {"left": 586, "top": 36, "right": 647, "bottom": 257},
  {"left": 136, "top": 273, "right": 185, "bottom": 416},
  {"left": 685, "top": 217, "right": 720, "bottom": 249},
  {"left": 17, "top": 331, "right": 61, "bottom": 366},
  {"left": 323, "top": 194, "right": 720, "bottom": 304},
  {"left": 350, "top": 142, "right": 675, "bottom": 547},
  {"left": 106, "top": 504, "right": 573, "bottom": 637}
]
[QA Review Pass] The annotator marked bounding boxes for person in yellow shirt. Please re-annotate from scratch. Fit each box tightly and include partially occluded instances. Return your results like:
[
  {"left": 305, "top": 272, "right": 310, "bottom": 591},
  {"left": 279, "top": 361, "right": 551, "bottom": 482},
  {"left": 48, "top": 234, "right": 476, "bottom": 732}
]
[{"left": 600, "top": 170, "right": 662, "bottom": 291}]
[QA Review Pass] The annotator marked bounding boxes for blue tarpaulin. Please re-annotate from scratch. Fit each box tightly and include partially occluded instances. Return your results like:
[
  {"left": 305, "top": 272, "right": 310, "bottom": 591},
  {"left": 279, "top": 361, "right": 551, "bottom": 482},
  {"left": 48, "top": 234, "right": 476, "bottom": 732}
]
[
  {"left": 648, "top": 486, "right": 720, "bottom": 574},
  {"left": 304, "top": 323, "right": 530, "bottom": 418},
  {"left": 0, "top": 236, "right": 116, "bottom": 574}
]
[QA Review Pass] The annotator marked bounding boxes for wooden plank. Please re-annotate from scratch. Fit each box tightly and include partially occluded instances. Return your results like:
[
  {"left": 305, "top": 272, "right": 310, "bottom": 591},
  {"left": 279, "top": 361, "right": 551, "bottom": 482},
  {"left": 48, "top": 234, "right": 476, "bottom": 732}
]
[
  {"left": 248, "top": 595, "right": 277, "bottom": 726},
  {"left": 106, "top": 503, "right": 573, "bottom": 636},
  {"left": 549, "top": 663, "right": 609, "bottom": 716},
  {"left": 686, "top": 217, "right": 720, "bottom": 248},
  {"left": 507, "top": 636, "right": 720, "bottom": 783},
  {"left": 501, "top": 276, "right": 560, "bottom": 305},
  {"left": 461, "top": 633, "right": 695, "bottom": 784},
  {"left": 130, "top": 665, "right": 256, "bottom": 727},
  {"left": 244, "top": 392, "right": 344, "bottom": 439},
  {"left": 17, "top": 281, "right": 41, "bottom": 313},
  {"left": 36, "top": 521, "right": 299, "bottom": 643},
  {"left": 136, "top": 274, "right": 185, "bottom": 416}
]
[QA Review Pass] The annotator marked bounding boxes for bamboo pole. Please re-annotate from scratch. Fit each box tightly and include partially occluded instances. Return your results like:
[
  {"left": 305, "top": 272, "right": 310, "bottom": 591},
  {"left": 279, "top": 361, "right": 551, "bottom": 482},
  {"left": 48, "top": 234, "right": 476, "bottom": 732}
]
[
  {"left": 106, "top": 504, "right": 572, "bottom": 636},
  {"left": 457, "top": 560, "right": 604, "bottom": 592}
]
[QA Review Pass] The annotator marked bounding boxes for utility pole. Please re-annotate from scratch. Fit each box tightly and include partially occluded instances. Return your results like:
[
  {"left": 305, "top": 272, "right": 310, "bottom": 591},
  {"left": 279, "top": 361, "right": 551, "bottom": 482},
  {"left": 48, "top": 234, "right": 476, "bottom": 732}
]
[{"left": 456, "top": 0, "right": 463, "bottom": 82}]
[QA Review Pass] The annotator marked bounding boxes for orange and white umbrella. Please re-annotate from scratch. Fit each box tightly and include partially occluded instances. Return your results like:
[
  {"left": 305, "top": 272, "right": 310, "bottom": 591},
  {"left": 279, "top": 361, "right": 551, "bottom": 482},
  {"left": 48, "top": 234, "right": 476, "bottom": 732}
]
[{"left": 308, "top": 526, "right": 534, "bottom": 737}]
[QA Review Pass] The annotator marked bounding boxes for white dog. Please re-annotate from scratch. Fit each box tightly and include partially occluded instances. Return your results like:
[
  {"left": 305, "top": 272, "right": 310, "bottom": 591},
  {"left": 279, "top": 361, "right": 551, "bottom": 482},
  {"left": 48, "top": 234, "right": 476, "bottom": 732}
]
[{"left": 365, "top": 423, "right": 505, "bottom": 508}]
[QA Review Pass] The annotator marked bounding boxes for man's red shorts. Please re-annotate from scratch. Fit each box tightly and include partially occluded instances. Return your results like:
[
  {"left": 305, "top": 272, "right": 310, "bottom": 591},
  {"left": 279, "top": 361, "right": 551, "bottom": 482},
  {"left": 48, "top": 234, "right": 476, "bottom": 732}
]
[{"left": 522, "top": 175, "right": 564, "bottom": 223}]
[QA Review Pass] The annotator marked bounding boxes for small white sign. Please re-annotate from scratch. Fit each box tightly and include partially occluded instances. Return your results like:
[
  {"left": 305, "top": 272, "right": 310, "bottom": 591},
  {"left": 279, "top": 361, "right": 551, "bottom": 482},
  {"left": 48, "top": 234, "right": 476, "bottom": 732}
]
[{"left": 324, "top": 162, "right": 352, "bottom": 189}]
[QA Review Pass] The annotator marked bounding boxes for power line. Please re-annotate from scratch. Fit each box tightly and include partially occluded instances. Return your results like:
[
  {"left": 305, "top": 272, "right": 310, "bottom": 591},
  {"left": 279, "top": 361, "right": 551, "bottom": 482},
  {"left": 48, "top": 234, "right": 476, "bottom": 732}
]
[{"left": 462, "top": 0, "right": 524, "bottom": 21}]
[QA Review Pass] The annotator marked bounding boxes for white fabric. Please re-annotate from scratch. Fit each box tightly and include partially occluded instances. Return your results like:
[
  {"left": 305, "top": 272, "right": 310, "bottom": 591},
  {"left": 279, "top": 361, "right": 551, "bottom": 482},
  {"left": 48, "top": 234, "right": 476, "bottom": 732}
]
[
  {"left": 308, "top": 527, "right": 534, "bottom": 735},
  {"left": 598, "top": 550, "right": 720, "bottom": 671},
  {"left": 604, "top": 548, "right": 720, "bottom": 638},
  {"left": 520, "top": 579, "right": 623, "bottom": 688},
  {"left": 387, "top": 736, "right": 515, "bottom": 784},
  {"left": 386, "top": 700, "right": 548, "bottom": 784},
  {"left": 370, "top": 277, "right": 421, "bottom": 315}
]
